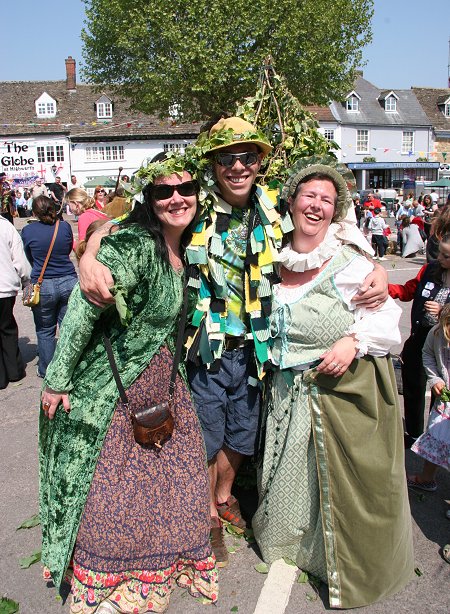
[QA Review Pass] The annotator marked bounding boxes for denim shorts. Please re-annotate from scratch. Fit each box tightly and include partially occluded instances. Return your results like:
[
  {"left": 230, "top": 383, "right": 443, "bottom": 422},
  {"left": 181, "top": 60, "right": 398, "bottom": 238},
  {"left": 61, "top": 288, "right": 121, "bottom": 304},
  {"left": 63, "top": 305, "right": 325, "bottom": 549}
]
[{"left": 187, "top": 344, "right": 261, "bottom": 461}]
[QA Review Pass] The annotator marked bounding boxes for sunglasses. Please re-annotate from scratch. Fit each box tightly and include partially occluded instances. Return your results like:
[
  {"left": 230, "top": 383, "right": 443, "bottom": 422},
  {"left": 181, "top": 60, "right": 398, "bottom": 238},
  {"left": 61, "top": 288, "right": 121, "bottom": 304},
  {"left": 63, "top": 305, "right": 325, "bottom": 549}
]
[
  {"left": 214, "top": 152, "right": 259, "bottom": 168},
  {"left": 96, "top": 190, "right": 106, "bottom": 194},
  {"left": 152, "top": 180, "right": 198, "bottom": 201}
]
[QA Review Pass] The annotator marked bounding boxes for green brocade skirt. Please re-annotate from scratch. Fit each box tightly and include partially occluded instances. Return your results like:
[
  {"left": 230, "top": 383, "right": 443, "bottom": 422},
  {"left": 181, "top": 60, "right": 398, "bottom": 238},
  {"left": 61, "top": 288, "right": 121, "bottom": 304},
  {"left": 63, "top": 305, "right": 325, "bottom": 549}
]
[{"left": 253, "top": 356, "right": 414, "bottom": 609}]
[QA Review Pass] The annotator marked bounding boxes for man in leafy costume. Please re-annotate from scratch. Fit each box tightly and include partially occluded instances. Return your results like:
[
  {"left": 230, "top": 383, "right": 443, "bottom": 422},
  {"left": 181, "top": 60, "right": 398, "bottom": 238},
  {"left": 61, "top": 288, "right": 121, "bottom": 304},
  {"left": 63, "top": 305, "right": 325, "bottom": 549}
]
[{"left": 78, "top": 118, "right": 387, "bottom": 567}]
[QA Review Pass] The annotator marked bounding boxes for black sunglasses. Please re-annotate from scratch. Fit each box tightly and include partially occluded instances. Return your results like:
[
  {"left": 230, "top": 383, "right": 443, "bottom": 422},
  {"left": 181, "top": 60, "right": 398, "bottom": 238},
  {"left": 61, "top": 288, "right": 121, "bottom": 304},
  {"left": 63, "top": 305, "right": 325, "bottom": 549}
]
[
  {"left": 214, "top": 152, "right": 259, "bottom": 168},
  {"left": 152, "top": 180, "right": 198, "bottom": 201},
  {"left": 96, "top": 189, "right": 106, "bottom": 194}
]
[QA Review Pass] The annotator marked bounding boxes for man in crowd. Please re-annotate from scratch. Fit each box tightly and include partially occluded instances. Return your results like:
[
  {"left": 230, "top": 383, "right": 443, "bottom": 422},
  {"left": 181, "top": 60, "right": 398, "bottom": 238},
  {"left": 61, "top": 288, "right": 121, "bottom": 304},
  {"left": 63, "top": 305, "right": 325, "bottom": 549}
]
[
  {"left": 30, "top": 177, "right": 49, "bottom": 199},
  {"left": 76, "top": 117, "right": 388, "bottom": 567},
  {"left": 364, "top": 192, "right": 382, "bottom": 210},
  {"left": 49, "top": 176, "right": 67, "bottom": 218}
]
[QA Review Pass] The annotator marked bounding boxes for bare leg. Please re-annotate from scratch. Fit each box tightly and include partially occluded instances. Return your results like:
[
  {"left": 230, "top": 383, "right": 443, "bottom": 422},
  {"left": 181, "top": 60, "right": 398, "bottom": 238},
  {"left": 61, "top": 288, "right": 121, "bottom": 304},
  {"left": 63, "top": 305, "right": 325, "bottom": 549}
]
[
  {"left": 208, "top": 458, "right": 218, "bottom": 518},
  {"left": 215, "top": 445, "right": 244, "bottom": 504}
]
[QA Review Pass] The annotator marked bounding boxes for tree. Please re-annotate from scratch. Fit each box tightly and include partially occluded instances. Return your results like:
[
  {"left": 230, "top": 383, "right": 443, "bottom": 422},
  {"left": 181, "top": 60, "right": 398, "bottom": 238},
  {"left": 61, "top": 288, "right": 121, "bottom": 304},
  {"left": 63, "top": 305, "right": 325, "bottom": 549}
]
[{"left": 81, "top": 0, "right": 373, "bottom": 120}]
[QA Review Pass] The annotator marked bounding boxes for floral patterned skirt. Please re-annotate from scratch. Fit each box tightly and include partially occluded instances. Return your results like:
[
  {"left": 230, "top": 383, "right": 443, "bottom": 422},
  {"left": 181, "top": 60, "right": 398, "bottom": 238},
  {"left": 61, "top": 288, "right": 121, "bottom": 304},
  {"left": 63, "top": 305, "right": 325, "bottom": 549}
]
[
  {"left": 66, "top": 347, "right": 217, "bottom": 612},
  {"left": 412, "top": 400, "right": 450, "bottom": 470}
]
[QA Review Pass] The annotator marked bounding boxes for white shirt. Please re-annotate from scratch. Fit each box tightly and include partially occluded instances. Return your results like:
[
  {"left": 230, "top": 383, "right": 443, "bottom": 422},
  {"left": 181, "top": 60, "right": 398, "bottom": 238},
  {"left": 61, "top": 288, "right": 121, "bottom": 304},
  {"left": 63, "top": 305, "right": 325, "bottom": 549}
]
[
  {"left": 0, "top": 216, "right": 31, "bottom": 297},
  {"left": 274, "top": 254, "right": 401, "bottom": 360}
]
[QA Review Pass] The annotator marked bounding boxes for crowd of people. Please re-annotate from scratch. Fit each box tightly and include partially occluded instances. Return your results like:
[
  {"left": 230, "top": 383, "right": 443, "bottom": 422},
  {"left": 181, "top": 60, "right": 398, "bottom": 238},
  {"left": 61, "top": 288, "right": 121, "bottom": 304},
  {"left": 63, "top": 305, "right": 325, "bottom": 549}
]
[{"left": 1, "top": 121, "right": 450, "bottom": 612}]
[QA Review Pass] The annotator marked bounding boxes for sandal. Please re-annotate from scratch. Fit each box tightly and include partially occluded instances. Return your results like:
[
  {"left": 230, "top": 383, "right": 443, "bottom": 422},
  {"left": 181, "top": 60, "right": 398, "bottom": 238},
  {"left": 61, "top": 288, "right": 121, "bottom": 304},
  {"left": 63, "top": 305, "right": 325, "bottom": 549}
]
[
  {"left": 406, "top": 475, "right": 437, "bottom": 492},
  {"left": 443, "top": 544, "right": 450, "bottom": 564},
  {"left": 216, "top": 495, "right": 246, "bottom": 533}
]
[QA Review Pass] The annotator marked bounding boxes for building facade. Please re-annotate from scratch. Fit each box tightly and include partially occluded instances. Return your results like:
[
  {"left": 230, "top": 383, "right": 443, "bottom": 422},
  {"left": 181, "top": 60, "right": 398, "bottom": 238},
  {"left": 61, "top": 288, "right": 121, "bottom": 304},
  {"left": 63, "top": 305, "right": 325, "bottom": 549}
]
[{"left": 0, "top": 57, "right": 200, "bottom": 190}]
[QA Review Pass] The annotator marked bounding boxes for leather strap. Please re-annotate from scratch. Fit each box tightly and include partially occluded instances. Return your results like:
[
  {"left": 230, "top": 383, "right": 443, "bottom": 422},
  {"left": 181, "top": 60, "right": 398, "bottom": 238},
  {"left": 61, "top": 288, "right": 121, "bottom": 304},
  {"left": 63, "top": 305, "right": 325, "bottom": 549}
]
[
  {"left": 37, "top": 220, "right": 60, "bottom": 284},
  {"left": 104, "top": 282, "right": 189, "bottom": 406}
]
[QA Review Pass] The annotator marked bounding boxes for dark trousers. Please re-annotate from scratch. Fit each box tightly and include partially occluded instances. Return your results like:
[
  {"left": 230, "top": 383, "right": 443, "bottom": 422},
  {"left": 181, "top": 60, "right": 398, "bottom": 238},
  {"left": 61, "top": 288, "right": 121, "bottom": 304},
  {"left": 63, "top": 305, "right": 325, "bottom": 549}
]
[
  {"left": 371, "top": 234, "right": 386, "bottom": 257},
  {"left": 0, "top": 296, "right": 25, "bottom": 389},
  {"left": 401, "top": 326, "right": 433, "bottom": 438}
]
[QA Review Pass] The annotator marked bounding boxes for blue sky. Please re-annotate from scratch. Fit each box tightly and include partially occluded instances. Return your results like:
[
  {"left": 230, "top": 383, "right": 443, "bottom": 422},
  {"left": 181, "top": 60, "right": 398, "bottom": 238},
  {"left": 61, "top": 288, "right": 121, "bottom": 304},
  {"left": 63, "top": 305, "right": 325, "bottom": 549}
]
[{"left": 1, "top": 0, "right": 449, "bottom": 90}]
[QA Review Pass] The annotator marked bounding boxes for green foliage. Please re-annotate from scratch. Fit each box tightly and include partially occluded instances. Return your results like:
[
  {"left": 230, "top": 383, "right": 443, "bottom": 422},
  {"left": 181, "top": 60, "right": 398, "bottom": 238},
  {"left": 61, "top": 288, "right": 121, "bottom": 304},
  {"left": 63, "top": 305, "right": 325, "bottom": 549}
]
[
  {"left": 254, "top": 562, "right": 269, "bottom": 573},
  {"left": 236, "top": 61, "right": 337, "bottom": 183},
  {"left": 362, "top": 156, "right": 376, "bottom": 162},
  {"left": 81, "top": 0, "right": 374, "bottom": 120},
  {"left": 16, "top": 514, "right": 40, "bottom": 530},
  {"left": 18, "top": 550, "right": 41, "bottom": 569},
  {"left": 0, "top": 598, "right": 19, "bottom": 614}
]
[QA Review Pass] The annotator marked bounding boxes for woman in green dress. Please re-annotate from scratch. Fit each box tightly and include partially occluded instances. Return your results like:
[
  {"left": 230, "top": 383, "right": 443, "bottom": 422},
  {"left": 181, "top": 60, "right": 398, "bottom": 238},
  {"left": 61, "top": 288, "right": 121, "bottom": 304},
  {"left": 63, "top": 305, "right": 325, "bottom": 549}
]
[
  {"left": 39, "top": 158, "right": 218, "bottom": 613},
  {"left": 253, "top": 160, "right": 414, "bottom": 609}
]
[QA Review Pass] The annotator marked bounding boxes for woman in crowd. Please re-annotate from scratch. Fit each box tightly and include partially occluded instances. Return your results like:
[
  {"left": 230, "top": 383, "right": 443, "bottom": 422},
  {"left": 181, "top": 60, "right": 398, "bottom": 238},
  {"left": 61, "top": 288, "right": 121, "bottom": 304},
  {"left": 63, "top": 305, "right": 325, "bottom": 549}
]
[
  {"left": 39, "top": 159, "right": 217, "bottom": 613},
  {"left": 21, "top": 196, "right": 77, "bottom": 377},
  {"left": 401, "top": 215, "right": 424, "bottom": 257},
  {"left": 0, "top": 214, "right": 30, "bottom": 388},
  {"left": 93, "top": 185, "right": 107, "bottom": 210},
  {"left": 390, "top": 233, "right": 450, "bottom": 447},
  {"left": 253, "top": 160, "right": 413, "bottom": 609},
  {"left": 65, "top": 187, "right": 110, "bottom": 247},
  {"left": 427, "top": 205, "right": 450, "bottom": 262},
  {"left": 423, "top": 194, "right": 435, "bottom": 239}
]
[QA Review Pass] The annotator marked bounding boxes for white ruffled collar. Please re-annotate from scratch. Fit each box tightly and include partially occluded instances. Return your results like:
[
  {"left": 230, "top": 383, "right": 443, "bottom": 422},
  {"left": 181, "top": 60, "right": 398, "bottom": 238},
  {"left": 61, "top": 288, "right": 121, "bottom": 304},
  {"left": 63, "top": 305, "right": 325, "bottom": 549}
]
[{"left": 278, "top": 221, "right": 373, "bottom": 272}]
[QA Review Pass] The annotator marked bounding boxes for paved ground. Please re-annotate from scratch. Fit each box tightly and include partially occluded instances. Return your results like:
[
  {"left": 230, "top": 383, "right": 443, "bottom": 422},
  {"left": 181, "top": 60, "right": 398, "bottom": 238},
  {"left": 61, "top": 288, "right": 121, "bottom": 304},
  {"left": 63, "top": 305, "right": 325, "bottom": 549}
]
[{"left": 1, "top": 216, "right": 449, "bottom": 613}]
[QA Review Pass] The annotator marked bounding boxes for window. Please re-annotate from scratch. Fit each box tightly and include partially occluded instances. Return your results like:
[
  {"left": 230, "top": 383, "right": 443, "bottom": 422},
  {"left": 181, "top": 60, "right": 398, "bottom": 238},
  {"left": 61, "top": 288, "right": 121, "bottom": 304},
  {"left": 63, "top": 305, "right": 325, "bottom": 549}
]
[
  {"left": 445, "top": 103, "right": 450, "bottom": 117},
  {"left": 356, "top": 129, "right": 369, "bottom": 153},
  {"left": 35, "top": 92, "right": 57, "bottom": 118},
  {"left": 36, "top": 102, "right": 56, "bottom": 117},
  {"left": 385, "top": 96, "right": 397, "bottom": 112},
  {"left": 163, "top": 142, "right": 183, "bottom": 153},
  {"left": 97, "top": 102, "right": 112, "bottom": 119},
  {"left": 346, "top": 96, "right": 359, "bottom": 112},
  {"left": 37, "top": 146, "right": 45, "bottom": 163},
  {"left": 323, "top": 129, "right": 335, "bottom": 141},
  {"left": 56, "top": 145, "right": 64, "bottom": 162},
  {"left": 85, "top": 145, "right": 124, "bottom": 161},
  {"left": 402, "top": 131, "right": 414, "bottom": 154},
  {"left": 46, "top": 146, "right": 55, "bottom": 162}
]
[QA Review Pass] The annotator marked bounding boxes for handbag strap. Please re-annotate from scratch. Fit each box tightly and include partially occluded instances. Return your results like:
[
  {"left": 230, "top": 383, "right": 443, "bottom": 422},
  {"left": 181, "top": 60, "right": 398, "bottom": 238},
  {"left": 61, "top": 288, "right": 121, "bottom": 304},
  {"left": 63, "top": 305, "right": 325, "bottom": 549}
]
[
  {"left": 37, "top": 220, "right": 60, "bottom": 284},
  {"left": 103, "top": 282, "right": 189, "bottom": 406}
]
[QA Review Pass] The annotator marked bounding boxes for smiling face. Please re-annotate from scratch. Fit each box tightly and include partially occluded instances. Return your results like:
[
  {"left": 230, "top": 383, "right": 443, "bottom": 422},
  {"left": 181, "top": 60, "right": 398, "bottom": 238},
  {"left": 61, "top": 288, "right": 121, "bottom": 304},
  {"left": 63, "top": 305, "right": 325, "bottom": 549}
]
[
  {"left": 151, "top": 171, "right": 197, "bottom": 236},
  {"left": 289, "top": 178, "right": 337, "bottom": 251},
  {"left": 212, "top": 143, "right": 262, "bottom": 208}
]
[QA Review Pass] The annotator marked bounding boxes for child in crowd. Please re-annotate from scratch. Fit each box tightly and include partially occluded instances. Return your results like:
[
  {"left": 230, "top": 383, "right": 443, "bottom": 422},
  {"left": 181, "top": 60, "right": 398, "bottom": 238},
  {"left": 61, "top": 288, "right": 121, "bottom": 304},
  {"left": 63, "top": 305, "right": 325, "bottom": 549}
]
[
  {"left": 368, "top": 206, "right": 388, "bottom": 260},
  {"left": 389, "top": 233, "right": 450, "bottom": 447},
  {"left": 408, "top": 303, "right": 450, "bottom": 492},
  {"left": 75, "top": 219, "right": 109, "bottom": 261}
]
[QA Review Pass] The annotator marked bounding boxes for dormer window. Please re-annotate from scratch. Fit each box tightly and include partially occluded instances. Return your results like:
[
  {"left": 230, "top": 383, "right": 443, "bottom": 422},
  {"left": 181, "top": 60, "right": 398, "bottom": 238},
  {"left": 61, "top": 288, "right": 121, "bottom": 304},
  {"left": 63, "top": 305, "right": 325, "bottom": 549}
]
[
  {"left": 445, "top": 102, "right": 450, "bottom": 117},
  {"left": 385, "top": 95, "right": 397, "bottom": 112},
  {"left": 345, "top": 91, "right": 360, "bottom": 112},
  {"left": 95, "top": 95, "right": 113, "bottom": 119},
  {"left": 35, "top": 92, "right": 57, "bottom": 118}
]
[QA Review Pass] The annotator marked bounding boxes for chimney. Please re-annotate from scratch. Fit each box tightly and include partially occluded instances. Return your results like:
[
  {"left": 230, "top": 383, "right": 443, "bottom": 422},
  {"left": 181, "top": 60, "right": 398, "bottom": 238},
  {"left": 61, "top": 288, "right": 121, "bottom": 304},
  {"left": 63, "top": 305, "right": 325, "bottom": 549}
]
[{"left": 65, "top": 56, "right": 76, "bottom": 91}]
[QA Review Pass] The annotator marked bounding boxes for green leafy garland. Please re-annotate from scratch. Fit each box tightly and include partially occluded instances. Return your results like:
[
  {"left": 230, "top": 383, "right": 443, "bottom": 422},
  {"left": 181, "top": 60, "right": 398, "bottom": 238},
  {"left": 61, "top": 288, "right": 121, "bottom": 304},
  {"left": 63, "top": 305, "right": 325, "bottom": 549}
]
[{"left": 236, "top": 58, "right": 338, "bottom": 186}]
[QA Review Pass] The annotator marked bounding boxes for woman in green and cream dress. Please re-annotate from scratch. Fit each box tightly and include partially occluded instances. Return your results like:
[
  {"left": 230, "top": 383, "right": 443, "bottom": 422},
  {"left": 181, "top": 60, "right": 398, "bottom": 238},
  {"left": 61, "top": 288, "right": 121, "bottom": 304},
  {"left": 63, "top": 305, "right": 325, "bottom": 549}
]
[{"left": 253, "top": 160, "right": 414, "bottom": 609}]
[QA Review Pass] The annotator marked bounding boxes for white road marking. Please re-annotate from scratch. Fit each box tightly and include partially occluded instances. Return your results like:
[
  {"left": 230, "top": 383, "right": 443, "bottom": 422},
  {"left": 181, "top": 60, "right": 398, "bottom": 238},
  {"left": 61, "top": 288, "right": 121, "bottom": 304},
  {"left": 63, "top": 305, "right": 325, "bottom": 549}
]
[{"left": 253, "top": 559, "right": 297, "bottom": 614}]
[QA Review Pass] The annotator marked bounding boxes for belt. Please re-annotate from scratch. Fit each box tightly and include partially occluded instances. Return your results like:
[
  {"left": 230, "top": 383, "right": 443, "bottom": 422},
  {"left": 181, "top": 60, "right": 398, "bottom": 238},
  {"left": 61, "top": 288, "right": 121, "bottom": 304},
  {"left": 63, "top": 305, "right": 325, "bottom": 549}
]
[{"left": 223, "top": 336, "right": 250, "bottom": 351}]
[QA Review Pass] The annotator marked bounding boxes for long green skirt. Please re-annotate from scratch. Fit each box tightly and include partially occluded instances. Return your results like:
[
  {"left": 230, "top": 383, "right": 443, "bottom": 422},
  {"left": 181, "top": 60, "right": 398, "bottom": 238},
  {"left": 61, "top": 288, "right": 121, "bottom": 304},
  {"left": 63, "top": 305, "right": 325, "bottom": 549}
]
[{"left": 253, "top": 356, "right": 414, "bottom": 609}]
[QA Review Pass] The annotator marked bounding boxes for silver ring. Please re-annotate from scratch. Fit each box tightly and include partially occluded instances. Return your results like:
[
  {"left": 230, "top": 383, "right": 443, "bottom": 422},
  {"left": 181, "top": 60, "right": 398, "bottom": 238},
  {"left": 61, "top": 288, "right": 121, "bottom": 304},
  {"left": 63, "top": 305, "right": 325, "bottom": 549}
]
[
  {"left": 332, "top": 362, "right": 340, "bottom": 369},
  {"left": 42, "top": 401, "right": 50, "bottom": 410}
]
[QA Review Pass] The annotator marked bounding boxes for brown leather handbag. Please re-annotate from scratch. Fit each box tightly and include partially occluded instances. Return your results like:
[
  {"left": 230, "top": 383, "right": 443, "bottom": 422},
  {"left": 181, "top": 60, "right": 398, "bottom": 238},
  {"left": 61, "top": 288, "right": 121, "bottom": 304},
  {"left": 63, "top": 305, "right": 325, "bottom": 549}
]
[{"left": 103, "top": 284, "right": 188, "bottom": 450}]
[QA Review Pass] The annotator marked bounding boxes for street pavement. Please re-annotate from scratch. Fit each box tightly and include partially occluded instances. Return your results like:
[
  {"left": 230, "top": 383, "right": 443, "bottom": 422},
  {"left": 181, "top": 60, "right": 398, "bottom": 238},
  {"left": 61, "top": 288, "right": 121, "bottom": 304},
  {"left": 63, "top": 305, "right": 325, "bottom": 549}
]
[{"left": 1, "top": 216, "right": 449, "bottom": 613}]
